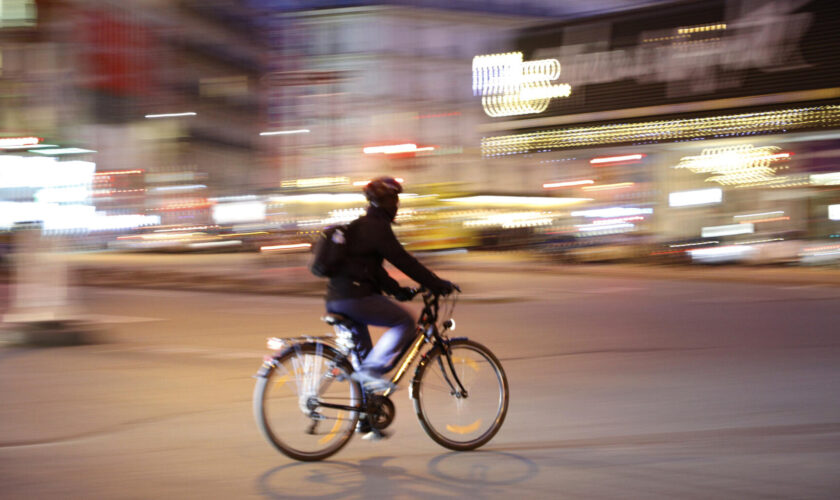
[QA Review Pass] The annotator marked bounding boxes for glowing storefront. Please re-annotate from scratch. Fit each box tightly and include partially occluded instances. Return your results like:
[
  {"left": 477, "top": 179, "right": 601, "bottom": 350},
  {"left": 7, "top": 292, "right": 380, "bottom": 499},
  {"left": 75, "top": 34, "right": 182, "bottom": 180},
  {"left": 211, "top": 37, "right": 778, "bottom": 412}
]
[{"left": 474, "top": 0, "right": 840, "bottom": 252}]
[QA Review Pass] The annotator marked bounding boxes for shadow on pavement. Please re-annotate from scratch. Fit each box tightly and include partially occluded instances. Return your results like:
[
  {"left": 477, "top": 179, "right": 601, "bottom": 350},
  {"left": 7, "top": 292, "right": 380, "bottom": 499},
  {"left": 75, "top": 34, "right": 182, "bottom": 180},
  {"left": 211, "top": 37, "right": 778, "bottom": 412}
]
[{"left": 256, "top": 451, "right": 538, "bottom": 499}]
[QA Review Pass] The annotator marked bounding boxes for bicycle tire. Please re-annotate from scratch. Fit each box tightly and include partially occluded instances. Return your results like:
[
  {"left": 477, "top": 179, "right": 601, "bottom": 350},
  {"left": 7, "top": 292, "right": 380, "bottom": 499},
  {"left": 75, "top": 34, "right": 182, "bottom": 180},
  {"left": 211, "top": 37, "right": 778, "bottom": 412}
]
[
  {"left": 412, "top": 339, "right": 509, "bottom": 451},
  {"left": 254, "top": 342, "right": 361, "bottom": 461}
]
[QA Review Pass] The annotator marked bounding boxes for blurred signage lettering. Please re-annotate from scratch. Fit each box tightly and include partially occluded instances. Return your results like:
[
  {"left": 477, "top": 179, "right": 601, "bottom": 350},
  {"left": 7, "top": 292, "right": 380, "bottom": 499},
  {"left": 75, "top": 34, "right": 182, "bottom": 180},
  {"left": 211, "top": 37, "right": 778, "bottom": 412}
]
[
  {"left": 514, "top": 0, "right": 837, "bottom": 117},
  {"left": 533, "top": 0, "right": 811, "bottom": 96}
]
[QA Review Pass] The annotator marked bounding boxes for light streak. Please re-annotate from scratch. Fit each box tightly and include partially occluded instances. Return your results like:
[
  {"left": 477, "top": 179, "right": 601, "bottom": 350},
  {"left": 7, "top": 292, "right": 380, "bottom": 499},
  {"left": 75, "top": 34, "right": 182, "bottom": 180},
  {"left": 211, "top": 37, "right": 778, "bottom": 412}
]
[
  {"left": 95, "top": 170, "right": 143, "bottom": 176},
  {"left": 543, "top": 180, "right": 594, "bottom": 189},
  {"left": 362, "top": 144, "right": 434, "bottom": 154},
  {"left": 734, "top": 211, "right": 785, "bottom": 219},
  {"left": 581, "top": 182, "right": 635, "bottom": 191},
  {"left": 260, "top": 243, "right": 312, "bottom": 252},
  {"left": 260, "top": 129, "right": 310, "bottom": 136},
  {"left": 738, "top": 216, "right": 790, "bottom": 224},
  {"left": 0, "top": 136, "right": 41, "bottom": 147},
  {"left": 590, "top": 154, "right": 646, "bottom": 165},
  {"left": 145, "top": 112, "right": 197, "bottom": 118}
]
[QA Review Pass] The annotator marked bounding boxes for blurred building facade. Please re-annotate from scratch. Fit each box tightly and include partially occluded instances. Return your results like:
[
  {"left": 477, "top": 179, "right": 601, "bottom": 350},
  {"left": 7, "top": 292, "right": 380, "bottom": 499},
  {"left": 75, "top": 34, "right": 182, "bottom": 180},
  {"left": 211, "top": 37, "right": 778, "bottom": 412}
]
[
  {"left": 264, "top": 3, "right": 547, "bottom": 191},
  {"left": 476, "top": 0, "right": 840, "bottom": 257},
  {"left": 1, "top": 0, "right": 267, "bottom": 230}
]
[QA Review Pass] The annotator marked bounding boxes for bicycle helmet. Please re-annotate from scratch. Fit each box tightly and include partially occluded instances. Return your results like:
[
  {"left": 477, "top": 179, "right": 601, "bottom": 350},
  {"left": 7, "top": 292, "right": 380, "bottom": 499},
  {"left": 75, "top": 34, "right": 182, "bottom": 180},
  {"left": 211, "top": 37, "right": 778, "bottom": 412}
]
[{"left": 363, "top": 176, "right": 402, "bottom": 204}]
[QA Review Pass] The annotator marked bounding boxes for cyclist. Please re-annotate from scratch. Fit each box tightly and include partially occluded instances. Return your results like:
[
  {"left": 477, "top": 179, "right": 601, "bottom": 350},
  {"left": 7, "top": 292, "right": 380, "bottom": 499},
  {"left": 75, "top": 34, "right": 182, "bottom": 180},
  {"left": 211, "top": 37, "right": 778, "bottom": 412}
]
[{"left": 325, "top": 176, "right": 456, "bottom": 394}]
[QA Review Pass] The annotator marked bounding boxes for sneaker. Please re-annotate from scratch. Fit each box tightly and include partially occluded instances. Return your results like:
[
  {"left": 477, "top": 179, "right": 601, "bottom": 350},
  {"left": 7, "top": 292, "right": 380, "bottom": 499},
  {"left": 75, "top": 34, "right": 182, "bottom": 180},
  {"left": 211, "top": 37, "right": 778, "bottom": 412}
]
[
  {"left": 349, "top": 370, "right": 396, "bottom": 393},
  {"left": 360, "top": 429, "right": 390, "bottom": 441}
]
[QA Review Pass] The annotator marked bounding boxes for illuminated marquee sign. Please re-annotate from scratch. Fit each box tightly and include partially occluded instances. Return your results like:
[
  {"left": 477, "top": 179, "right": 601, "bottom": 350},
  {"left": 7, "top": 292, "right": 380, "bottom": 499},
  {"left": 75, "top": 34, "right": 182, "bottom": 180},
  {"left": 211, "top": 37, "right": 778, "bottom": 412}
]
[
  {"left": 508, "top": 0, "right": 839, "bottom": 118},
  {"left": 472, "top": 52, "right": 571, "bottom": 117}
]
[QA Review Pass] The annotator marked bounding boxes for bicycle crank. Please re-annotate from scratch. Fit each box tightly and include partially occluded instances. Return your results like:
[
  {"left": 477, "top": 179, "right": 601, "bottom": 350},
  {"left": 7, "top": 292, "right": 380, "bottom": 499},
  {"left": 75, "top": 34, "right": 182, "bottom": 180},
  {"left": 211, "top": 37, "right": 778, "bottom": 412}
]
[{"left": 365, "top": 394, "right": 396, "bottom": 430}]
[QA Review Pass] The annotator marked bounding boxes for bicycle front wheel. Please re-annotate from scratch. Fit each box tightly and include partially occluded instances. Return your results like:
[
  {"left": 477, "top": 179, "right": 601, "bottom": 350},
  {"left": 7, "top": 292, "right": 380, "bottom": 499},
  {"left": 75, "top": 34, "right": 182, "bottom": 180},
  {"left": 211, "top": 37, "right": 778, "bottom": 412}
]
[
  {"left": 254, "top": 342, "right": 361, "bottom": 461},
  {"left": 412, "top": 339, "right": 509, "bottom": 451}
]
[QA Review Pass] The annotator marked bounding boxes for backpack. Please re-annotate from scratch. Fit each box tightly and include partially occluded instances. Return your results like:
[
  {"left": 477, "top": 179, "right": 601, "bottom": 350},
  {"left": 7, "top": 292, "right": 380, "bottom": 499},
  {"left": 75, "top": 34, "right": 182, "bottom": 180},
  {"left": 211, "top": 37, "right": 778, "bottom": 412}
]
[{"left": 310, "top": 223, "right": 351, "bottom": 278}]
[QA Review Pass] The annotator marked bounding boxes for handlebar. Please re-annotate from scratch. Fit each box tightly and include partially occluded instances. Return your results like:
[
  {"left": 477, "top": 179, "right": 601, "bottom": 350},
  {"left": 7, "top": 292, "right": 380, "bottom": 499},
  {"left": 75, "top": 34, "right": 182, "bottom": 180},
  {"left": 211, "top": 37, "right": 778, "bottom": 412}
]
[{"left": 410, "top": 284, "right": 461, "bottom": 300}]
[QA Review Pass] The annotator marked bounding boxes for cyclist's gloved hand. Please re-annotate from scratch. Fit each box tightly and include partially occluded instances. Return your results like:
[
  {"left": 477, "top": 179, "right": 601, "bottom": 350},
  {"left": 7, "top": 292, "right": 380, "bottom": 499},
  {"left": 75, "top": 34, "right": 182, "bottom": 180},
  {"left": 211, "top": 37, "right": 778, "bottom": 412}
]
[
  {"left": 393, "top": 286, "right": 416, "bottom": 302},
  {"left": 431, "top": 280, "right": 458, "bottom": 296}
]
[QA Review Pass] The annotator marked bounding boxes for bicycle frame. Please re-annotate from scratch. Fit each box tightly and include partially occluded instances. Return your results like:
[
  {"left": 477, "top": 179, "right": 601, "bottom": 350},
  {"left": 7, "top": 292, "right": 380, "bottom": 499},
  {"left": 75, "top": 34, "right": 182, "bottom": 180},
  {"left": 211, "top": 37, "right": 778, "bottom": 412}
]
[{"left": 292, "top": 291, "right": 468, "bottom": 415}]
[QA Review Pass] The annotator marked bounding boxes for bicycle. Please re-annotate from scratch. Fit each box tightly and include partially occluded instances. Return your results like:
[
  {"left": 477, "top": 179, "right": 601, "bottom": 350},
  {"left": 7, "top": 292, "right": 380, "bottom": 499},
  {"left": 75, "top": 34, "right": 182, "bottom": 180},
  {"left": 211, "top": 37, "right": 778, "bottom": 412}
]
[{"left": 253, "top": 288, "right": 509, "bottom": 461}]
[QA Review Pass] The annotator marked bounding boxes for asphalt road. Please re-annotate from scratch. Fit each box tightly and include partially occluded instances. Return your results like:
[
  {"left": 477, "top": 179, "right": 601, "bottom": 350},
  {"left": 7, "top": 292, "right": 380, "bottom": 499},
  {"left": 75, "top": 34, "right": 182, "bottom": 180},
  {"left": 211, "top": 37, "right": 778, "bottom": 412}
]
[{"left": 1, "top": 270, "right": 840, "bottom": 499}]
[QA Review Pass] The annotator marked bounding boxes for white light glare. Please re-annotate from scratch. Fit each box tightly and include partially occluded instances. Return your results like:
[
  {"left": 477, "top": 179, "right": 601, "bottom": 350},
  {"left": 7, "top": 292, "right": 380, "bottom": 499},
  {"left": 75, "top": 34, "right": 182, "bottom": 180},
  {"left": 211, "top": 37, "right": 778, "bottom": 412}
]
[
  {"left": 829, "top": 204, "right": 840, "bottom": 221},
  {"left": 260, "top": 129, "right": 310, "bottom": 136},
  {"left": 689, "top": 245, "right": 755, "bottom": 263},
  {"left": 669, "top": 188, "right": 722, "bottom": 207},
  {"left": 212, "top": 201, "right": 266, "bottom": 224},
  {"left": 145, "top": 112, "right": 197, "bottom": 118},
  {"left": 811, "top": 172, "right": 840, "bottom": 186}
]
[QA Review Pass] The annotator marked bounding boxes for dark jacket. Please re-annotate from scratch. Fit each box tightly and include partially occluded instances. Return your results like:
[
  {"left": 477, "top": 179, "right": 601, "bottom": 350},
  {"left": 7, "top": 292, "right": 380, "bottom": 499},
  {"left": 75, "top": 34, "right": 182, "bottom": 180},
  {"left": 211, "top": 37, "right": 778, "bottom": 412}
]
[{"left": 326, "top": 206, "right": 446, "bottom": 301}]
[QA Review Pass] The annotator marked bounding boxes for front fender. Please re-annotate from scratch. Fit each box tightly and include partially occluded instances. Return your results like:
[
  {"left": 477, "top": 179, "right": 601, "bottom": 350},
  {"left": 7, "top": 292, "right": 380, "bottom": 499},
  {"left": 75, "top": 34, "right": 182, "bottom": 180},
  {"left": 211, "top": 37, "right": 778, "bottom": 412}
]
[{"left": 409, "top": 337, "right": 468, "bottom": 399}]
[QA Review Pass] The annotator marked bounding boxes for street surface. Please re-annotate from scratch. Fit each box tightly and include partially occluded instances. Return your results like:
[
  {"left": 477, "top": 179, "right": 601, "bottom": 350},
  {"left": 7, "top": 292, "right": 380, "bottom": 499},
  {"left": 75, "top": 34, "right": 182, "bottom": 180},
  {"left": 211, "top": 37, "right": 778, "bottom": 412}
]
[{"left": 2, "top": 269, "right": 840, "bottom": 499}]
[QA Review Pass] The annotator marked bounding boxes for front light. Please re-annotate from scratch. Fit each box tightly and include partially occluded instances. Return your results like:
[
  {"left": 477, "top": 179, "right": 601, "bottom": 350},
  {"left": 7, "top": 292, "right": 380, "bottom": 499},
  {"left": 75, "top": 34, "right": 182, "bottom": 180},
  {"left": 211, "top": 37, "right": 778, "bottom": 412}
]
[
  {"left": 442, "top": 318, "right": 456, "bottom": 331},
  {"left": 267, "top": 337, "right": 286, "bottom": 350}
]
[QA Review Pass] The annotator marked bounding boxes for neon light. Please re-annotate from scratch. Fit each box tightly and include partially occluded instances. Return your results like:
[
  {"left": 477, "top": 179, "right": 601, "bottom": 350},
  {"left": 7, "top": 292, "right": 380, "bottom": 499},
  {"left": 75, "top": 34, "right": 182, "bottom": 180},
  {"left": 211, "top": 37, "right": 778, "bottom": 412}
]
[
  {"left": 590, "top": 154, "right": 646, "bottom": 165},
  {"left": 145, "top": 112, "right": 197, "bottom": 118},
  {"left": 543, "top": 180, "right": 594, "bottom": 189},
  {"left": 260, "top": 129, "right": 310, "bottom": 136},
  {"left": 472, "top": 52, "right": 571, "bottom": 117}
]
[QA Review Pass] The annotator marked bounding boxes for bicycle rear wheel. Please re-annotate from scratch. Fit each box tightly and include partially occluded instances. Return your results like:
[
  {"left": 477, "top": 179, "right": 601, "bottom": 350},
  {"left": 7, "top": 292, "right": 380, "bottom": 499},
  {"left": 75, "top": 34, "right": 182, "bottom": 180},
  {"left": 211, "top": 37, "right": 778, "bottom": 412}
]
[
  {"left": 254, "top": 342, "right": 361, "bottom": 461},
  {"left": 412, "top": 339, "right": 509, "bottom": 451}
]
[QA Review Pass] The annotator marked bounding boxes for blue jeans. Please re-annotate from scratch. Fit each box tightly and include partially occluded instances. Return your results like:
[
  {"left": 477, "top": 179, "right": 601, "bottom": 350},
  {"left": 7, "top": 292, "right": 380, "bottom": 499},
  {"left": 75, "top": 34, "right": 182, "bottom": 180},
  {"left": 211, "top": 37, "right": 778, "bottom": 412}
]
[{"left": 326, "top": 295, "right": 416, "bottom": 375}]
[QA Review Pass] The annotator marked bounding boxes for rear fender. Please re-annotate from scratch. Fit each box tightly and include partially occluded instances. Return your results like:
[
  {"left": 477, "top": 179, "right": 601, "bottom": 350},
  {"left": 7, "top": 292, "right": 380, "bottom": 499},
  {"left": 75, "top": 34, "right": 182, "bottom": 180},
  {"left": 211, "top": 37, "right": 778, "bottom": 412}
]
[{"left": 253, "top": 341, "right": 345, "bottom": 378}]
